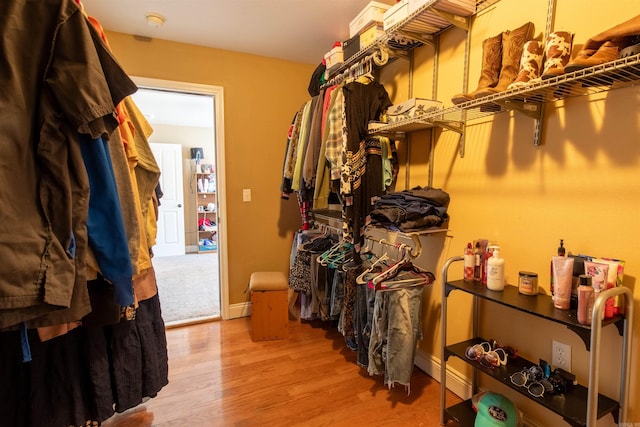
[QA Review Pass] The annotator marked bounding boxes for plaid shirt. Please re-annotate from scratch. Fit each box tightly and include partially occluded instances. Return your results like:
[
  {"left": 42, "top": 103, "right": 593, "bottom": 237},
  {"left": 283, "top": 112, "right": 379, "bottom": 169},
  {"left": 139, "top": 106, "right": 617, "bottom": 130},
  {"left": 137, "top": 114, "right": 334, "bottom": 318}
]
[{"left": 324, "top": 87, "right": 345, "bottom": 181}]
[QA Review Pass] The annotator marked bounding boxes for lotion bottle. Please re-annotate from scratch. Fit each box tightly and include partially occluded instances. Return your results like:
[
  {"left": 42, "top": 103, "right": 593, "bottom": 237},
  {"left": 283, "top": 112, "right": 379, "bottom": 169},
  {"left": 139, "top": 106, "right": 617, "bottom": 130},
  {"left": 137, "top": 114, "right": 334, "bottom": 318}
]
[
  {"left": 486, "top": 248, "right": 505, "bottom": 291},
  {"left": 577, "top": 274, "right": 595, "bottom": 325},
  {"left": 550, "top": 239, "right": 565, "bottom": 299}
]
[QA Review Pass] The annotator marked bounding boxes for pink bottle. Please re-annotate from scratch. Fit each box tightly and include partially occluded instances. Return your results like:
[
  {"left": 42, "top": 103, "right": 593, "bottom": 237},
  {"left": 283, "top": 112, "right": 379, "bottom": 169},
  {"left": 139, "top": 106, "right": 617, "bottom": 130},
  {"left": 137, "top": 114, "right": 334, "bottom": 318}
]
[{"left": 577, "top": 274, "right": 595, "bottom": 325}]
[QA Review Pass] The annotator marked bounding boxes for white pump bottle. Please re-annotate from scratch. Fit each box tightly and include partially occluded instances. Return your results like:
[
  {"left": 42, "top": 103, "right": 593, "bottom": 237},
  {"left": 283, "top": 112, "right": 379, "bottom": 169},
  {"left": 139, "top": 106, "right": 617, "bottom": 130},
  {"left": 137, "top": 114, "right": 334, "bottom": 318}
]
[{"left": 486, "top": 248, "right": 505, "bottom": 291}]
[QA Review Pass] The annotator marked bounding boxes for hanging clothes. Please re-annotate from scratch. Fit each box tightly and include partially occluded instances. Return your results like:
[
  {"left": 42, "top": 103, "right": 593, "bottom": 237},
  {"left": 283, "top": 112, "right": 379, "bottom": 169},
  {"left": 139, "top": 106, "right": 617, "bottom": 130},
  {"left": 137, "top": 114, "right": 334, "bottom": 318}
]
[
  {"left": 302, "top": 88, "right": 327, "bottom": 192},
  {"left": 364, "top": 252, "right": 434, "bottom": 393},
  {"left": 289, "top": 230, "right": 339, "bottom": 320},
  {"left": 280, "top": 75, "right": 396, "bottom": 235},
  {"left": 340, "top": 79, "right": 393, "bottom": 250},
  {"left": 281, "top": 105, "right": 305, "bottom": 198},
  {"left": 367, "top": 285, "right": 425, "bottom": 393},
  {"left": 0, "top": 0, "right": 137, "bottom": 329},
  {"left": 291, "top": 97, "right": 317, "bottom": 194},
  {"left": 0, "top": 2, "right": 168, "bottom": 425},
  {"left": 313, "top": 84, "right": 341, "bottom": 210}
]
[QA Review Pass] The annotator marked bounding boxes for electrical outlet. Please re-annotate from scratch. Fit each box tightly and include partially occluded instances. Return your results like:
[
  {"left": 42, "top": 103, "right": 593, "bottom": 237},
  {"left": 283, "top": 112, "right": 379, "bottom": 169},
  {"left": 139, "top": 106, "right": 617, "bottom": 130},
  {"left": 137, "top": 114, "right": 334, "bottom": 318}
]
[
  {"left": 552, "top": 340, "right": 571, "bottom": 372},
  {"left": 242, "top": 188, "right": 252, "bottom": 202}
]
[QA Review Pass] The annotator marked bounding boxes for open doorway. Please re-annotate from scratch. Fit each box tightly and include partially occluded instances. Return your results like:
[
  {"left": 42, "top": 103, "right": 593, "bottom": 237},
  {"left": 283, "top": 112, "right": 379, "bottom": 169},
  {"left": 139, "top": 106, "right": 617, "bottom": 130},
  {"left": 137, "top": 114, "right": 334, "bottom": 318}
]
[{"left": 131, "top": 77, "right": 229, "bottom": 325}]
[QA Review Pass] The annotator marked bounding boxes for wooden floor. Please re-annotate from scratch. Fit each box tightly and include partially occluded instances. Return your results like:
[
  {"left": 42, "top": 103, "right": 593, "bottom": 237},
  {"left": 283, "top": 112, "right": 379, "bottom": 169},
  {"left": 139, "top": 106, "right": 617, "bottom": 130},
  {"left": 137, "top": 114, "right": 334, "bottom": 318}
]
[{"left": 103, "top": 317, "right": 461, "bottom": 427}]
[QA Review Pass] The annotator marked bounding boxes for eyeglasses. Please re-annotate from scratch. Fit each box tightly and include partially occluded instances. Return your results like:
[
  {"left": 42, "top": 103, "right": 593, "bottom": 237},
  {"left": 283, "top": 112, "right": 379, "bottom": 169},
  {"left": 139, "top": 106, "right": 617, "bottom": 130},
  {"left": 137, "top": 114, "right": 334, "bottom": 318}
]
[
  {"left": 510, "top": 368, "right": 549, "bottom": 398},
  {"left": 464, "top": 342, "right": 508, "bottom": 368}
]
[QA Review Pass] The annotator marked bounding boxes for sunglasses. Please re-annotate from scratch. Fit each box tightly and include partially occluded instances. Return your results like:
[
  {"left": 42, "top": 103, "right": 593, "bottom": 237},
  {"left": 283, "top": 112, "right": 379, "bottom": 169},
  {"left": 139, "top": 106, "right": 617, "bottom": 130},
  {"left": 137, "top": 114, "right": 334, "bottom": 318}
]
[
  {"left": 464, "top": 342, "right": 508, "bottom": 368},
  {"left": 510, "top": 368, "right": 552, "bottom": 398}
]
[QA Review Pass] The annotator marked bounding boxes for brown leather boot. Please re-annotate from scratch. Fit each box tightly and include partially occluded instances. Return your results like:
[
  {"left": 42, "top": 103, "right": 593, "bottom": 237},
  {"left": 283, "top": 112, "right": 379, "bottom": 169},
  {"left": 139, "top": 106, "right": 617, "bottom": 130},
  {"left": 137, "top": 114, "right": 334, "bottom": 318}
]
[
  {"left": 582, "top": 14, "right": 640, "bottom": 51},
  {"left": 507, "top": 40, "right": 544, "bottom": 89},
  {"left": 475, "top": 22, "right": 535, "bottom": 98},
  {"left": 541, "top": 31, "right": 574, "bottom": 79},
  {"left": 565, "top": 37, "right": 634, "bottom": 73},
  {"left": 451, "top": 32, "right": 502, "bottom": 105},
  {"left": 564, "top": 14, "right": 640, "bottom": 72}
]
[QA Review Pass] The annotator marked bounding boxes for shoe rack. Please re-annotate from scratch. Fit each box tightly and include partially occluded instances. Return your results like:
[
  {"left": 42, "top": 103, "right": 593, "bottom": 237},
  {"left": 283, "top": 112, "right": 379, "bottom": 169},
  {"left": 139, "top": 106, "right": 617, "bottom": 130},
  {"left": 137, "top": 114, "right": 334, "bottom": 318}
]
[
  {"left": 371, "top": 52, "right": 640, "bottom": 147},
  {"left": 367, "top": 0, "right": 640, "bottom": 152},
  {"left": 439, "top": 257, "right": 633, "bottom": 427}
]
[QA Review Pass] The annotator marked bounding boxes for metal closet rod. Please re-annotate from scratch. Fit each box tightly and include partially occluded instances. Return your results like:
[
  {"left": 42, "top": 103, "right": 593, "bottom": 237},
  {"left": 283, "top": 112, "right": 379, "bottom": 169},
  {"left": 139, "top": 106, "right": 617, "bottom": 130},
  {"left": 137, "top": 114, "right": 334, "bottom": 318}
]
[
  {"left": 325, "top": 54, "right": 374, "bottom": 87},
  {"left": 364, "top": 233, "right": 422, "bottom": 259},
  {"left": 324, "top": 45, "right": 390, "bottom": 87}
]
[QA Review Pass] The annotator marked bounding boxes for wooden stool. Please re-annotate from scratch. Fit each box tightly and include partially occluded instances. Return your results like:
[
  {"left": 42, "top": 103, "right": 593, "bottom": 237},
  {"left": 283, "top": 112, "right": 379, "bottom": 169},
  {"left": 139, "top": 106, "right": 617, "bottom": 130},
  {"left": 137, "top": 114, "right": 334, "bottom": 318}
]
[{"left": 249, "top": 272, "right": 289, "bottom": 341}]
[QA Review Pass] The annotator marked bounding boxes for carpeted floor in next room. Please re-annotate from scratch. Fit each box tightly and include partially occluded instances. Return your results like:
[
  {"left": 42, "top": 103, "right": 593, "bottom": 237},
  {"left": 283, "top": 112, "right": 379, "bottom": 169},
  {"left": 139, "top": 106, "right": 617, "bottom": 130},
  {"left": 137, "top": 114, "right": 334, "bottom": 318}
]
[{"left": 151, "top": 253, "right": 220, "bottom": 323}]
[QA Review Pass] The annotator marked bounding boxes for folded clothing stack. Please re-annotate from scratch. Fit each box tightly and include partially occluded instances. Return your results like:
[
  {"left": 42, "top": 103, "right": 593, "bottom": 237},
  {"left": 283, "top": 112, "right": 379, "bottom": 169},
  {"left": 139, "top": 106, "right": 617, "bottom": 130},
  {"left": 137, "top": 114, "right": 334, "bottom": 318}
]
[{"left": 368, "top": 186, "right": 450, "bottom": 232}]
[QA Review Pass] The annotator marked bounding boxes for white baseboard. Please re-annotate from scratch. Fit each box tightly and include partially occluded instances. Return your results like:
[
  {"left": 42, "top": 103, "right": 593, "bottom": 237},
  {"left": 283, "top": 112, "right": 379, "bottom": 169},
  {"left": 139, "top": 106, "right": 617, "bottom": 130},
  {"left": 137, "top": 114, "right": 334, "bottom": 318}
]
[
  {"left": 228, "top": 302, "right": 251, "bottom": 319},
  {"left": 415, "top": 349, "right": 472, "bottom": 401}
]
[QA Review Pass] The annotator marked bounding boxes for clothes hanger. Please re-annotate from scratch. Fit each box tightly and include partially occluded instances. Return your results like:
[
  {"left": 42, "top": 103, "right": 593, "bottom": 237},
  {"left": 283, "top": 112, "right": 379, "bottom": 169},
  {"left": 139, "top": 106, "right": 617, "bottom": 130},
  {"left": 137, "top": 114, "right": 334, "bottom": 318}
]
[
  {"left": 318, "top": 239, "right": 353, "bottom": 267},
  {"left": 355, "top": 252, "right": 390, "bottom": 284},
  {"left": 372, "top": 270, "right": 436, "bottom": 291},
  {"left": 356, "top": 56, "right": 375, "bottom": 83},
  {"left": 370, "top": 243, "right": 416, "bottom": 285}
]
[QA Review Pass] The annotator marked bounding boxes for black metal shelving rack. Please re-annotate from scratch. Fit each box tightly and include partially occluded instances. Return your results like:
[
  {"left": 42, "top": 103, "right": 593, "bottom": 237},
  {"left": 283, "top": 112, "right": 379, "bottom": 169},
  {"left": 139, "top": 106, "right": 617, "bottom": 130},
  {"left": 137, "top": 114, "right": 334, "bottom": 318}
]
[{"left": 439, "top": 256, "right": 633, "bottom": 427}]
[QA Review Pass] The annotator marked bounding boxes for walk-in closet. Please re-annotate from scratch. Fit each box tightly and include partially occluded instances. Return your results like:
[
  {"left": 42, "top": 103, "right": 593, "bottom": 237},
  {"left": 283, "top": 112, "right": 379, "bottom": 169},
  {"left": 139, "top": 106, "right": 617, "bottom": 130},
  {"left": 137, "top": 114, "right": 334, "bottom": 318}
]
[{"left": 2, "top": 0, "right": 639, "bottom": 426}]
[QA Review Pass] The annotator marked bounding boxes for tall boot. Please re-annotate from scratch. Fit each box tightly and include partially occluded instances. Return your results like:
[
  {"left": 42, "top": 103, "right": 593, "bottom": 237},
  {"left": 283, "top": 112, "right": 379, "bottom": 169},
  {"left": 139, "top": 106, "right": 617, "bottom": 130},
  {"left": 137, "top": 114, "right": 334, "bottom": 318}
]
[
  {"left": 451, "top": 32, "right": 502, "bottom": 105},
  {"left": 475, "top": 21, "right": 535, "bottom": 98},
  {"left": 540, "top": 31, "right": 573, "bottom": 79},
  {"left": 565, "top": 14, "right": 640, "bottom": 72},
  {"left": 507, "top": 40, "right": 544, "bottom": 89}
]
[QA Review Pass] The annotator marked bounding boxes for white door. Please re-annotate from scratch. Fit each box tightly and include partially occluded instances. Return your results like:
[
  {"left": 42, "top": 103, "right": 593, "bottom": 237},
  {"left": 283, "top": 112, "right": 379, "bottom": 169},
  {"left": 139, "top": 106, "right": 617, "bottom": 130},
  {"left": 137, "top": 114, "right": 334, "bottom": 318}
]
[{"left": 150, "top": 142, "right": 186, "bottom": 257}]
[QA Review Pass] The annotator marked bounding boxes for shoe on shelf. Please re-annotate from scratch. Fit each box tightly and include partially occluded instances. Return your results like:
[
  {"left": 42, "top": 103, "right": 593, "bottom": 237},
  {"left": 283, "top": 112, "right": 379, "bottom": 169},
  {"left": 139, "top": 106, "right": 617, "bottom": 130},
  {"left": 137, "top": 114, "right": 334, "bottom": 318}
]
[
  {"left": 565, "top": 38, "right": 634, "bottom": 73},
  {"left": 540, "top": 31, "right": 574, "bottom": 79},
  {"left": 451, "top": 32, "right": 503, "bottom": 105},
  {"left": 474, "top": 21, "right": 535, "bottom": 98},
  {"left": 507, "top": 40, "right": 544, "bottom": 90},
  {"left": 565, "top": 14, "right": 640, "bottom": 72}
]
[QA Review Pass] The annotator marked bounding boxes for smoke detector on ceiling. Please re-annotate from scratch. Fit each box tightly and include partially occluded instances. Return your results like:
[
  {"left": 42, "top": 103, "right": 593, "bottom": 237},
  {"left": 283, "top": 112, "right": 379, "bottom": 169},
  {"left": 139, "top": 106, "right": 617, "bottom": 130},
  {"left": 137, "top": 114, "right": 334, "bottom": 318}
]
[{"left": 145, "top": 13, "right": 165, "bottom": 28}]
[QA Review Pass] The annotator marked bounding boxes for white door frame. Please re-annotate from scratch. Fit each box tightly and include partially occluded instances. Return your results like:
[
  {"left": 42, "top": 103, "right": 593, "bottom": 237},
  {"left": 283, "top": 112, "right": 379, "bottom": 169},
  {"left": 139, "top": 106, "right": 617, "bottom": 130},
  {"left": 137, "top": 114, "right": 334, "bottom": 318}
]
[{"left": 132, "top": 76, "right": 230, "bottom": 320}]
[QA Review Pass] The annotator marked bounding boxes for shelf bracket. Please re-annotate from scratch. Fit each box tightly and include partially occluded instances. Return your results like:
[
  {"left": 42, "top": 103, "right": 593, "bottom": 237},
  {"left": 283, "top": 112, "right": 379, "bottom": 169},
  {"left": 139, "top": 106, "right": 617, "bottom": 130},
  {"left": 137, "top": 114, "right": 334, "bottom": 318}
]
[
  {"left": 394, "top": 30, "right": 435, "bottom": 47},
  {"left": 454, "top": 110, "right": 468, "bottom": 158},
  {"left": 431, "top": 8, "right": 470, "bottom": 31},
  {"left": 533, "top": 103, "right": 546, "bottom": 147},
  {"left": 493, "top": 98, "right": 544, "bottom": 146},
  {"left": 492, "top": 98, "right": 542, "bottom": 120},
  {"left": 444, "top": 283, "right": 457, "bottom": 298},
  {"left": 383, "top": 46, "right": 411, "bottom": 61},
  {"left": 458, "top": 127, "right": 466, "bottom": 158},
  {"left": 376, "top": 131, "right": 408, "bottom": 140},
  {"left": 432, "top": 119, "right": 464, "bottom": 134},
  {"left": 566, "top": 325, "right": 592, "bottom": 351}
]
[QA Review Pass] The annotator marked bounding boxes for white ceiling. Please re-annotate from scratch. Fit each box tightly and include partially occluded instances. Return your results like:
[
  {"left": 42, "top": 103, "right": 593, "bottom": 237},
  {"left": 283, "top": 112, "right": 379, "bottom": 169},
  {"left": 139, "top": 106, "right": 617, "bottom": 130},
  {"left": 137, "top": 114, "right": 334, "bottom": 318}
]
[{"left": 81, "top": 0, "right": 395, "bottom": 65}]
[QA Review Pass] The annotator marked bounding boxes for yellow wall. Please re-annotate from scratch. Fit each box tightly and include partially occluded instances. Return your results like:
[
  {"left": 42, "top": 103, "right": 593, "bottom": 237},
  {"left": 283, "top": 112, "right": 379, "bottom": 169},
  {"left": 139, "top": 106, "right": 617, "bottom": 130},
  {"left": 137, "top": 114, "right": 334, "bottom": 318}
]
[
  {"left": 379, "top": 0, "right": 640, "bottom": 424},
  {"left": 104, "top": 32, "right": 315, "bottom": 305}
]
